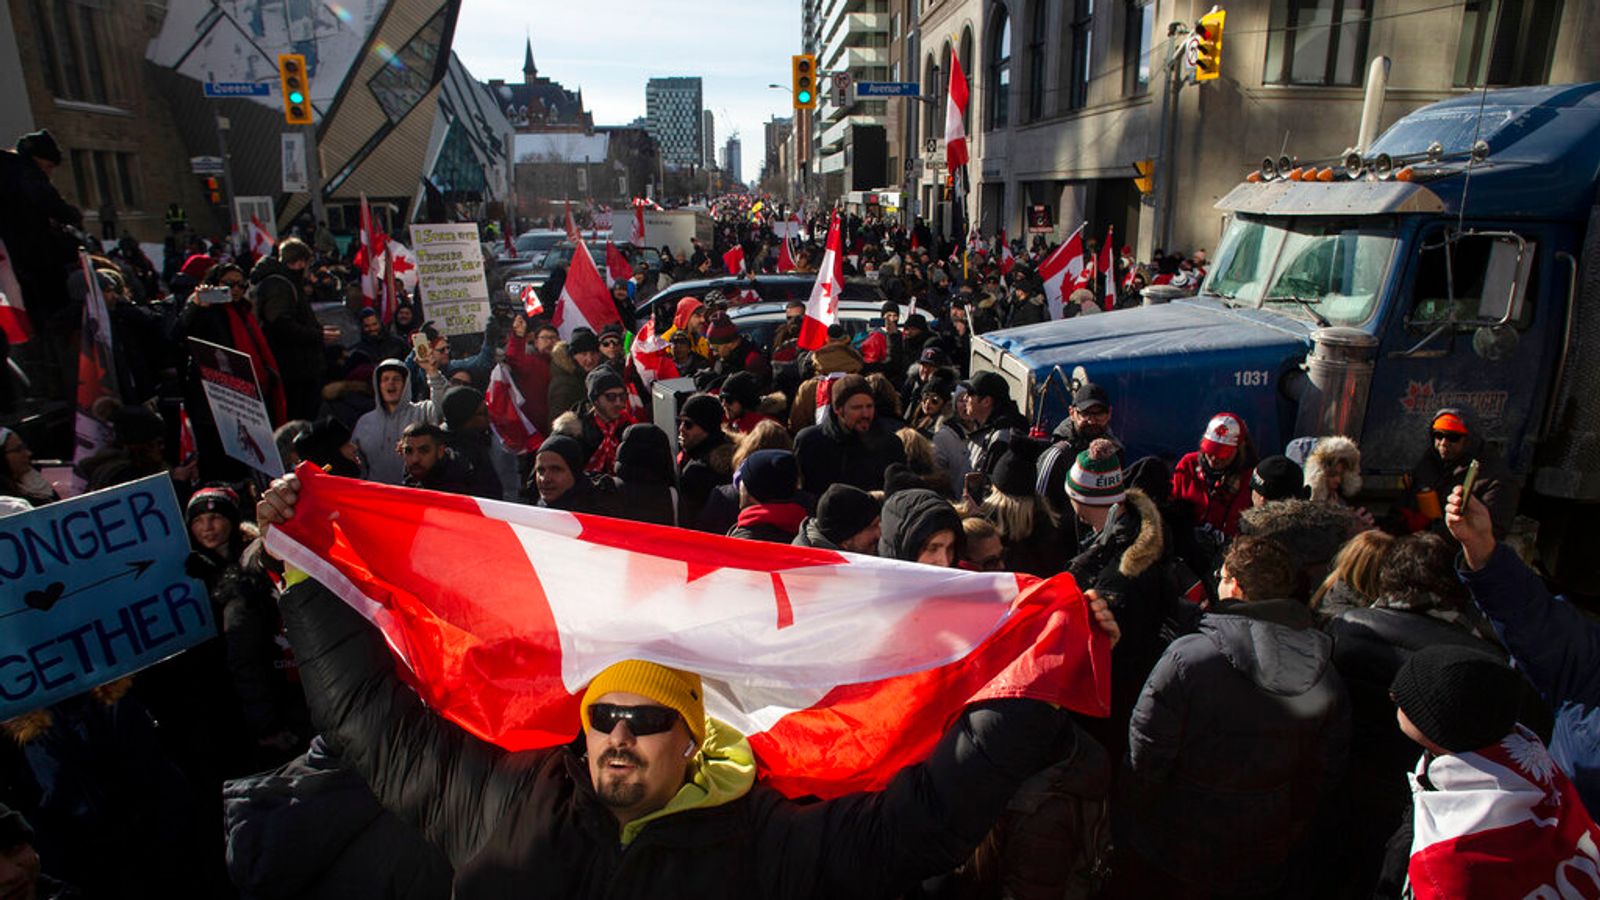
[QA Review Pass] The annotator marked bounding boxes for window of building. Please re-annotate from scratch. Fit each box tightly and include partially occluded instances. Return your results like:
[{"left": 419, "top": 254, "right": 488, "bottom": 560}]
[
  {"left": 1027, "top": 1, "right": 1048, "bottom": 121},
  {"left": 30, "top": 0, "right": 61, "bottom": 97},
  {"left": 924, "top": 54, "right": 940, "bottom": 140},
  {"left": 1453, "top": 0, "right": 1563, "bottom": 87},
  {"left": 31, "top": 0, "right": 118, "bottom": 105},
  {"left": 116, "top": 153, "right": 140, "bottom": 209},
  {"left": 369, "top": 8, "right": 449, "bottom": 124},
  {"left": 77, "top": 4, "right": 108, "bottom": 104},
  {"left": 93, "top": 151, "right": 115, "bottom": 211},
  {"left": 960, "top": 29, "right": 974, "bottom": 132},
  {"left": 52, "top": 2, "right": 85, "bottom": 100},
  {"left": 1065, "top": 0, "right": 1094, "bottom": 111},
  {"left": 987, "top": 5, "right": 1011, "bottom": 130},
  {"left": 70, "top": 149, "right": 93, "bottom": 208},
  {"left": 1264, "top": 0, "right": 1372, "bottom": 86},
  {"left": 1124, "top": 0, "right": 1154, "bottom": 96}
]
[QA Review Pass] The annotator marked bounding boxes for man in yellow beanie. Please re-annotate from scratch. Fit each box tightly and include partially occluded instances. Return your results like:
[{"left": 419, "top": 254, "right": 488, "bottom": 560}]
[{"left": 256, "top": 474, "right": 1121, "bottom": 898}]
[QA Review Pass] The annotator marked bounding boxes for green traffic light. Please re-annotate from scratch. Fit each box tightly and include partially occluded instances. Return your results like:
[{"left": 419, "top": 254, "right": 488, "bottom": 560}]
[
  {"left": 289, "top": 90, "right": 305, "bottom": 104},
  {"left": 797, "top": 90, "right": 811, "bottom": 103}
]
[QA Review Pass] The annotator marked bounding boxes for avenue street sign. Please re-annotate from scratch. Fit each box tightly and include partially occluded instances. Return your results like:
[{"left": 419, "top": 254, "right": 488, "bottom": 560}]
[{"left": 857, "top": 82, "right": 920, "bottom": 97}]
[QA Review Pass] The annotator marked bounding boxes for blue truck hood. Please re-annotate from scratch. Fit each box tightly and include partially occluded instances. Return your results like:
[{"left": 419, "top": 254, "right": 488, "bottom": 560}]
[{"left": 981, "top": 300, "right": 1314, "bottom": 461}]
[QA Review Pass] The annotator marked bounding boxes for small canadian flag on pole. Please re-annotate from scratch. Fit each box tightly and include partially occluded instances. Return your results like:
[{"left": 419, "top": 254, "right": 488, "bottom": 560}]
[
  {"left": 797, "top": 210, "right": 845, "bottom": 351},
  {"left": 1038, "top": 224, "right": 1087, "bottom": 319},
  {"left": 945, "top": 52, "right": 970, "bottom": 169}
]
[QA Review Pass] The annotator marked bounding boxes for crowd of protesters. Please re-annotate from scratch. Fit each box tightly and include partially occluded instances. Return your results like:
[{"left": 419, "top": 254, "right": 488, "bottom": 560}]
[{"left": 2, "top": 126, "right": 1598, "bottom": 899}]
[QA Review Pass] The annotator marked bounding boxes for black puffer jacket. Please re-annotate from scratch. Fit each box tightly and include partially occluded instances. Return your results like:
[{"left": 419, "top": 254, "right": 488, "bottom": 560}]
[
  {"left": 278, "top": 579, "right": 1083, "bottom": 899},
  {"left": 794, "top": 412, "right": 907, "bottom": 495},
  {"left": 1117, "top": 599, "right": 1349, "bottom": 896},
  {"left": 250, "top": 256, "right": 324, "bottom": 379},
  {"left": 223, "top": 736, "right": 454, "bottom": 900}
]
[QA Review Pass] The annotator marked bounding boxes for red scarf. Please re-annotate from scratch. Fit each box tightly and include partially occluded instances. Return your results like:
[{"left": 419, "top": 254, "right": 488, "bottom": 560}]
[
  {"left": 226, "top": 302, "right": 288, "bottom": 425},
  {"left": 585, "top": 409, "right": 635, "bottom": 475}
]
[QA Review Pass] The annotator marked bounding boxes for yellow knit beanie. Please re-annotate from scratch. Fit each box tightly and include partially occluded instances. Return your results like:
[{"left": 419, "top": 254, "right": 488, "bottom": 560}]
[{"left": 579, "top": 660, "right": 707, "bottom": 746}]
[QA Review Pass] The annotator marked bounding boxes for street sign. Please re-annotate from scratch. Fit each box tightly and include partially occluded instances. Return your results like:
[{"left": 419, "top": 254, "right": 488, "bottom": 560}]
[
  {"left": 203, "top": 81, "right": 272, "bottom": 98},
  {"left": 189, "top": 156, "right": 224, "bottom": 175},
  {"left": 1027, "top": 204, "right": 1054, "bottom": 233},
  {"left": 831, "top": 72, "right": 853, "bottom": 107},
  {"left": 856, "top": 81, "right": 920, "bottom": 97},
  {"left": 281, "top": 133, "right": 308, "bottom": 193}
]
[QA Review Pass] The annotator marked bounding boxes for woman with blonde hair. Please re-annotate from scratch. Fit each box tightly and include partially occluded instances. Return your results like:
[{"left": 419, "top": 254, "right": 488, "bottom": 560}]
[
  {"left": 1311, "top": 528, "right": 1394, "bottom": 618},
  {"left": 894, "top": 427, "right": 951, "bottom": 496},
  {"left": 697, "top": 419, "right": 796, "bottom": 534}
]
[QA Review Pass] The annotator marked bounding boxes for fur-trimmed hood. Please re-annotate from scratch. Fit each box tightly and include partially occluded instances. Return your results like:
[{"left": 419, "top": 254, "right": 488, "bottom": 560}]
[
  {"left": 1118, "top": 489, "right": 1165, "bottom": 579},
  {"left": 3, "top": 676, "right": 134, "bottom": 745},
  {"left": 1304, "top": 435, "right": 1362, "bottom": 501},
  {"left": 550, "top": 341, "right": 580, "bottom": 376}
]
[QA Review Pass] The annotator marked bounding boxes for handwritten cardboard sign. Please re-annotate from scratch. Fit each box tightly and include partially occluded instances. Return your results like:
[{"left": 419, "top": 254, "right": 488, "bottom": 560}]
[
  {"left": 413, "top": 223, "right": 490, "bottom": 337},
  {"left": 189, "top": 337, "right": 284, "bottom": 479},
  {"left": 0, "top": 474, "right": 214, "bottom": 718}
]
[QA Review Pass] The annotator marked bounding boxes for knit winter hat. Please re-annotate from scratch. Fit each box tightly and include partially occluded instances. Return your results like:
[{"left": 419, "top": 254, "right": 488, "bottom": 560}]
[
  {"left": 706, "top": 313, "right": 740, "bottom": 344},
  {"left": 535, "top": 434, "right": 587, "bottom": 475},
  {"left": 1391, "top": 645, "right": 1523, "bottom": 753},
  {"left": 720, "top": 370, "right": 762, "bottom": 411},
  {"left": 568, "top": 327, "right": 600, "bottom": 355},
  {"left": 1199, "top": 412, "right": 1244, "bottom": 459},
  {"left": 991, "top": 436, "right": 1045, "bottom": 498},
  {"left": 580, "top": 660, "right": 706, "bottom": 747},
  {"left": 441, "top": 385, "right": 484, "bottom": 431},
  {"left": 678, "top": 393, "right": 725, "bottom": 434},
  {"left": 1066, "top": 438, "right": 1126, "bottom": 506},
  {"left": 736, "top": 449, "right": 799, "bottom": 504},
  {"left": 186, "top": 485, "right": 241, "bottom": 525},
  {"left": 585, "top": 367, "right": 625, "bottom": 401},
  {"left": 814, "top": 484, "right": 881, "bottom": 545},
  {"left": 1251, "top": 455, "right": 1305, "bottom": 502},
  {"left": 111, "top": 404, "right": 164, "bottom": 445}
]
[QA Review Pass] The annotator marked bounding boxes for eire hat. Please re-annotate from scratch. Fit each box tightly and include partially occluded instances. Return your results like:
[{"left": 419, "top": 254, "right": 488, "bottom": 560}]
[
  {"left": 1390, "top": 645, "right": 1522, "bottom": 754},
  {"left": 1200, "top": 412, "right": 1244, "bottom": 459},
  {"left": 580, "top": 659, "right": 706, "bottom": 746},
  {"left": 1431, "top": 408, "right": 1469, "bottom": 435},
  {"left": 1067, "top": 438, "right": 1126, "bottom": 506}
]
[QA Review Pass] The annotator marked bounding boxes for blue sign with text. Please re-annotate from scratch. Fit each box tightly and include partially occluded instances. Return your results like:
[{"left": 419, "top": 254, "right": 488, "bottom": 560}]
[
  {"left": 204, "top": 82, "right": 272, "bottom": 98},
  {"left": 0, "top": 474, "right": 214, "bottom": 718},
  {"left": 856, "top": 82, "right": 921, "bottom": 97}
]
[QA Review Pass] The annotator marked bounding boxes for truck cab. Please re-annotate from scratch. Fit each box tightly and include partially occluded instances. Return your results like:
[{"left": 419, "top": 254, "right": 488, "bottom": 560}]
[{"left": 971, "top": 83, "right": 1600, "bottom": 588}]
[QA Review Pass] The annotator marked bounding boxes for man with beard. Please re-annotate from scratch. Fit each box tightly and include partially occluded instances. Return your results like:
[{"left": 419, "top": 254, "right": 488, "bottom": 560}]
[
  {"left": 251, "top": 474, "right": 1125, "bottom": 898},
  {"left": 397, "top": 422, "right": 476, "bottom": 495},
  {"left": 354, "top": 307, "right": 409, "bottom": 363},
  {"left": 1036, "top": 383, "right": 1121, "bottom": 519}
]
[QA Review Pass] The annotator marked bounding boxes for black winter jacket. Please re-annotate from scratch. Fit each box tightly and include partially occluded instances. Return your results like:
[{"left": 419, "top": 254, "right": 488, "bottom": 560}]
[
  {"left": 279, "top": 579, "right": 1084, "bottom": 899},
  {"left": 250, "top": 256, "right": 323, "bottom": 378},
  {"left": 1117, "top": 599, "right": 1350, "bottom": 896},
  {"left": 794, "top": 413, "right": 908, "bottom": 495}
]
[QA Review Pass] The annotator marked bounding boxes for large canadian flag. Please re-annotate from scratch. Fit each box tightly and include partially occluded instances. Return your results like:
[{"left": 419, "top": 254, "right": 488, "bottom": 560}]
[
  {"left": 1038, "top": 224, "right": 1087, "bottom": 319},
  {"left": 265, "top": 464, "right": 1110, "bottom": 798},
  {"left": 353, "top": 195, "right": 387, "bottom": 314},
  {"left": 946, "top": 52, "right": 970, "bottom": 169},
  {"left": 551, "top": 240, "right": 622, "bottom": 339},
  {"left": 796, "top": 210, "right": 845, "bottom": 351}
]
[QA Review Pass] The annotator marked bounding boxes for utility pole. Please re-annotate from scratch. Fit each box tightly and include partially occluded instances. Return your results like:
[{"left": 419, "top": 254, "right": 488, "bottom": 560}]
[
  {"left": 1150, "top": 22, "right": 1189, "bottom": 255},
  {"left": 214, "top": 110, "right": 237, "bottom": 234},
  {"left": 303, "top": 121, "right": 325, "bottom": 227}
]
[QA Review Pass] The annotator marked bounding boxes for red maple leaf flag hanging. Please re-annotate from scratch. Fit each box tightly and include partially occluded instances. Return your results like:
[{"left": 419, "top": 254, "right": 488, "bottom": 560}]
[
  {"left": 629, "top": 316, "right": 678, "bottom": 389},
  {"left": 1038, "top": 224, "right": 1087, "bottom": 319},
  {"left": 797, "top": 210, "right": 845, "bottom": 351},
  {"left": 265, "top": 464, "right": 1111, "bottom": 799},
  {"left": 777, "top": 231, "right": 796, "bottom": 273},
  {"left": 946, "top": 52, "right": 970, "bottom": 169},
  {"left": 1098, "top": 225, "right": 1116, "bottom": 311},
  {"left": 603, "top": 241, "right": 633, "bottom": 290},
  {"left": 485, "top": 363, "right": 543, "bottom": 454},
  {"left": 998, "top": 229, "right": 1015, "bottom": 278},
  {"left": 551, "top": 240, "right": 622, "bottom": 339},
  {"left": 564, "top": 201, "right": 581, "bottom": 243},
  {"left": 354, "top": 194, "right": 388, "bottom": 314},
  {"left": 629, "top": 198, "right": 647, "bottom": 245},
  {"left": 722, "top": 244, "right": 745, "bottom": 275}
]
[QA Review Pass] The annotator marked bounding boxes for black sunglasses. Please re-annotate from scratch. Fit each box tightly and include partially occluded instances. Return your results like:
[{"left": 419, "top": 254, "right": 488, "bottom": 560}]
[
  {"left": 1431, "top": 431, "right": 1466, "bottom": 443},
  {"left": 588, "top": 703, "right": 679, "bottom": 736},
  {"left": 599, "top": 338, "right": 622, "bottom": 347}
]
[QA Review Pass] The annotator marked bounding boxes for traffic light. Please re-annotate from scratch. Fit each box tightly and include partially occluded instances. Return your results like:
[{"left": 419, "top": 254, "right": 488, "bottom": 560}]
[
  {"left": 278, "top": 53, "right": 313, "bottom": 125},
  {"left": 203, "top": 177, "right": 222, "bottom": 204},
  {"left": 1193, "top": 7, "right": 1225, "bottom": 82},
  {"left": 1132, "top": 160, "right": 1155, "bottom": 194},
  {"left": 791, "top": 54, "right": 817, "bottom": 110}
]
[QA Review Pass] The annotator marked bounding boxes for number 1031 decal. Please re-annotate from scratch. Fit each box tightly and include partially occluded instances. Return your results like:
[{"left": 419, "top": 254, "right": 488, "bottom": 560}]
[{"left": 1234, "top": 370, "right": 1271, "bottom": 387}]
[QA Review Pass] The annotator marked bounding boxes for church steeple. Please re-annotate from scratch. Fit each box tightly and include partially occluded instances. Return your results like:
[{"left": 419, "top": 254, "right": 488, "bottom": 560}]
[{"left": 522, "top": 37, "right": 537, "bottom": 83}]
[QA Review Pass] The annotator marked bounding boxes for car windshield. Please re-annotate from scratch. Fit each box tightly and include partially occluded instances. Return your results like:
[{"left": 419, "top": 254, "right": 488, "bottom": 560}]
[
  {"left": 513, "top": 233, "right": 563, "bottom": 254},
  {"left": 541, "top": 243, "right": 658, "bottom": 271},
  {"left": 1203, "top": 217, "right": 1397, "bottom": 326}
]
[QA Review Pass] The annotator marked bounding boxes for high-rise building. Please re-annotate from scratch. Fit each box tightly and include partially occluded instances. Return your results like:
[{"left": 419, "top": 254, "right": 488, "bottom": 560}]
[
  {"left": 763, "top": 116, "right": 793, "bottom": 174},
  {"left": 804, "top": 0, "right": 892, "bottom": 196},
  {"left": 702, "top": 109, "right": 716, "bottom": 168},
  {"left": 723, "top": 136, "right": 742, "bottom": 186},
  {"left": 645, "top": 76, "right": 704, "bottom": 168}
]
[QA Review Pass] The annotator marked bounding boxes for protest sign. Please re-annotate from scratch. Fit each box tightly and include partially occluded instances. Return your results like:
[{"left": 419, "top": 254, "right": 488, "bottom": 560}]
[
  {"left": 412, "top": 223, "right": 490, "bottom": 336},
  {"left": 0, "top": 474, "right": 214, "bottom": 719},
  {"left": 189, "top": 336, "right": 284, "bottom": 478}
]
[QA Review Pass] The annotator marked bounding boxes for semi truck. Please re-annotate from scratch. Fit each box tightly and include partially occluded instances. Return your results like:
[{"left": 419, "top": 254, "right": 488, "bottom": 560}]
[{"left": 969, "top": 83, "right": 1600, "bottom": 590}]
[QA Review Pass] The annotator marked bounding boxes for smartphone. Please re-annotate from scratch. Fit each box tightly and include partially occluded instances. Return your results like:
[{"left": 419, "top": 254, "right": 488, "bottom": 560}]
[
  {"left": 1459, "top": 459, "right": 1481, "bottom": 503},
  {"left": 195, "top": 286, "right": 231, "bottom": 306},
  {"left": 411, "top": 331, "right": 431, "bottom": 355}
]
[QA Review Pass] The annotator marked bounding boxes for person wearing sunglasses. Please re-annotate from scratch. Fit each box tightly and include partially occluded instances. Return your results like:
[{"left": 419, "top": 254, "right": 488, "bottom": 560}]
[
  {"left": 559, "top": 368, "right": 637, "bottom": 477},
  {"left": 1396, "top": 407, "right": 1518, "bottom": 540},
  {"left": 254, "top": 471, "right": 1122, "bottom": 898}
]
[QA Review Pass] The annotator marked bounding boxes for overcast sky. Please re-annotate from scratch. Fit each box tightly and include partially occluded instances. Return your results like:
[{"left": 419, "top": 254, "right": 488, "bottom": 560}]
[{"left": 451, "top": 0, "right": 803, "bottom": 186}]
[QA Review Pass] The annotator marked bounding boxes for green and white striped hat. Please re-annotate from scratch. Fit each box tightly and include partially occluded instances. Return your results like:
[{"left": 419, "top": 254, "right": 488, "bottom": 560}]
[{"left": 1066, "top": 443, "right": 1126, "bottom": 506}]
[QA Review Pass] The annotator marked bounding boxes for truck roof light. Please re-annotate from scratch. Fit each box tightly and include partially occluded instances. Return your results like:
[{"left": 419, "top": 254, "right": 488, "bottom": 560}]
[
  {"left": 1246, "top": 170, "right": 1263, "bottom": 183},
  {"left": 1317, "top": 167, "right": 1336, "bottom": 182},
  {"left": 1395, "top": 165, "right": 1417, "bottom": 182},
  {"left": 1279, "top": 155, "right": 1295, "bottom": 177},
  {"left": 1342, "top": 150, "right": 1363, "bottom": 179},
  {"left": 1286, "top": 167, "right": 1305, "bottom": 181},
  {"left": 1372, "top": 153, "right": 1394, "bottom": 180},
  {"left": 1261, "top": 156, "right": 1278, "bottom": 180},
  {"left": 1426, "top": 141, "right": 1444, "bottom": 163}
]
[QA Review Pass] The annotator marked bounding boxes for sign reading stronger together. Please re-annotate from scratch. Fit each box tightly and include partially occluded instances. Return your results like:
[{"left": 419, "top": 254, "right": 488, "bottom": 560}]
[{"left": 0, "top": 474, "right": 214, "bottom": 718}]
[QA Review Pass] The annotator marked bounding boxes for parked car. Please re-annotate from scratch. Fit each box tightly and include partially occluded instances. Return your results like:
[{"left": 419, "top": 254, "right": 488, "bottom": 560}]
[{"left": 499, "top": 240, "right": 658, "bottom": 306}]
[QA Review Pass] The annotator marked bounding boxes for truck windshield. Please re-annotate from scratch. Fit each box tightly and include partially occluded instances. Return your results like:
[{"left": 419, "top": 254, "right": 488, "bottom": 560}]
[{"left": 1204, "top": 218, "right": 1396, "bottom": 326}]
